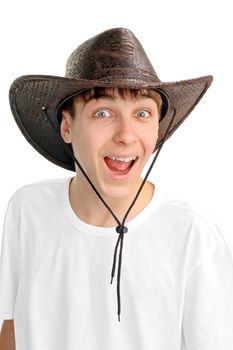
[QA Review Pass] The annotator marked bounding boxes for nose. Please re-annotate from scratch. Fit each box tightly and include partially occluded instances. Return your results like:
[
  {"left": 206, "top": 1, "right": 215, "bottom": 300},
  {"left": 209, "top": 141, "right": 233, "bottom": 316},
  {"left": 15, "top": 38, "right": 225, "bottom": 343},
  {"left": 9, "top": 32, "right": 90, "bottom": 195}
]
[{"left": 112, "top": 116, "right": 138, "bottom": 146}]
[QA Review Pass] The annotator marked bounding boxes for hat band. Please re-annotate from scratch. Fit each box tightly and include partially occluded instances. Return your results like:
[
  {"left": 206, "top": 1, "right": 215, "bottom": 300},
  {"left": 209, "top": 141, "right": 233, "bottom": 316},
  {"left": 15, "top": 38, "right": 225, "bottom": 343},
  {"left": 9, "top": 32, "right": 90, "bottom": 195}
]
[{"left": 66, "top": 67, "right": 160, "bottom": 83}]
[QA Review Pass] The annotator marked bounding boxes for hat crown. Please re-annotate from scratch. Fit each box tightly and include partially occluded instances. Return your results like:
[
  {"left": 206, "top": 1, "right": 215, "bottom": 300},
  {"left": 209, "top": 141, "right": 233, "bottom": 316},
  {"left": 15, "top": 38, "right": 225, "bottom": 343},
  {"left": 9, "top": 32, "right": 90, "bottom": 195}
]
[{"left": 65, "top": 28, "right": 160, "bottom": 82}]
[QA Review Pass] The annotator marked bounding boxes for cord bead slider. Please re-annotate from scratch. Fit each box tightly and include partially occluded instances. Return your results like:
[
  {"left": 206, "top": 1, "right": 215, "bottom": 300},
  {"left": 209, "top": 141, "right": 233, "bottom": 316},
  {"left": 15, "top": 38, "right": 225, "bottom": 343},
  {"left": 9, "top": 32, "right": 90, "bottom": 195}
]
[{"left": 116, "top": 225, "right": 128, "bottom": 234}]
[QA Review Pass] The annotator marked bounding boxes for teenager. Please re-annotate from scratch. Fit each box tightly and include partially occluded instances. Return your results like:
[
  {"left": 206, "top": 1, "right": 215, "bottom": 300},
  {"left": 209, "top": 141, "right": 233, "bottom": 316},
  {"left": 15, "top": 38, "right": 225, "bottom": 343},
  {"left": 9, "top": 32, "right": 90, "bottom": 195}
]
[{"left": 0, "top": 27, "right": 233, "bottom": 350}]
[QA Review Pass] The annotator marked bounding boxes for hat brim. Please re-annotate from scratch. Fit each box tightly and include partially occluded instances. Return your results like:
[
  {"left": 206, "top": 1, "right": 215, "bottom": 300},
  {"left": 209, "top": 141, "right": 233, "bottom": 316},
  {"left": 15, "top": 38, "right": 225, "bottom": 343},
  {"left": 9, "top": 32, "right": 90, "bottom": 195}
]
[{"left": 9, "top": 74, "right": 213, "bottom": 171}]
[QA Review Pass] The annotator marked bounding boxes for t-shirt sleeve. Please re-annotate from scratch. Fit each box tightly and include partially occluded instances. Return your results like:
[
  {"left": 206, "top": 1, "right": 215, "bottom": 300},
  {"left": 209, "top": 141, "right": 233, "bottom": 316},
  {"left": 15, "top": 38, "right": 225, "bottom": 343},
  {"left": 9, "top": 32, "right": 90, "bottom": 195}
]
[
  {"left": 0, "top": 197, "right": 21, "bottom": 319},
  {"left": 182, "top": 216, "right": 233, "bottom": 349}
]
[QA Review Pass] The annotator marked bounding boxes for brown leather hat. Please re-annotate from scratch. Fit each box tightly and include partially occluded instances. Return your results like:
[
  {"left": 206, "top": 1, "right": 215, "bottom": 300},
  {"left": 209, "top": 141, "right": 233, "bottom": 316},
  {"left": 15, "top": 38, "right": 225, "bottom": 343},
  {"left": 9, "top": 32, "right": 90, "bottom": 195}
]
[{"left": 9, "top": 27, "right": 213, "bottom": 171}]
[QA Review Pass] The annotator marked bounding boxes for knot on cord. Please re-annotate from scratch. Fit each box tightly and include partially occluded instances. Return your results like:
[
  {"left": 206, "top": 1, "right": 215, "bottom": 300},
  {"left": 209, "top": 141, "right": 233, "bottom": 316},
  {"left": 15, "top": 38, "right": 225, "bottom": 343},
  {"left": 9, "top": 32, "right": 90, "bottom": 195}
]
[{"left": 116, "top": 225, "right": 128, "bottom": 234}]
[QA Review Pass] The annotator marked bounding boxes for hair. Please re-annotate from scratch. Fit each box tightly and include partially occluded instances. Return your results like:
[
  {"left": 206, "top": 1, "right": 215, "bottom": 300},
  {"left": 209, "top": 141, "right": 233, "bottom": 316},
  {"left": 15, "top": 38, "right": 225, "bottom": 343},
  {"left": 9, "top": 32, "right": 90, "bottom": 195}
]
[{"left": 60, "top": 87, "right": 163, "bottom": 121}]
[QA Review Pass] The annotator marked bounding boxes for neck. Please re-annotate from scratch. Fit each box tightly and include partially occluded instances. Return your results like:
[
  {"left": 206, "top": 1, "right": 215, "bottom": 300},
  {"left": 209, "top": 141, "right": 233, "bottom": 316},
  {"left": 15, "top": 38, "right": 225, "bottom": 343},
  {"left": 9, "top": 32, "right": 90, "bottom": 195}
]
[{"left": 69, "top": 175, "right": 155, "bottom": 227}]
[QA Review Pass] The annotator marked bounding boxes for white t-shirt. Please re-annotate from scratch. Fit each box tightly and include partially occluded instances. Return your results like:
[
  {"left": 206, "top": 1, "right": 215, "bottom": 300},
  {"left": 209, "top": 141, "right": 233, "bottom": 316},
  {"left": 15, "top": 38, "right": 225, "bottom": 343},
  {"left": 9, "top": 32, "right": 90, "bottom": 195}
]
[{"left": 0, "top": 177, "right": 233, "bottom": 350}]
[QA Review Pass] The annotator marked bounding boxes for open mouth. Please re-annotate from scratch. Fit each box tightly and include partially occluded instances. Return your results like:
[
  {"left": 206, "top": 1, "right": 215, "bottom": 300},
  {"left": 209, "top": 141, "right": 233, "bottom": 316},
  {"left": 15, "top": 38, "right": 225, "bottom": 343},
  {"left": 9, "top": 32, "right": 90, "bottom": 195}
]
[{"left": 104, "top": 156, "right": 138, "bottom": 176}]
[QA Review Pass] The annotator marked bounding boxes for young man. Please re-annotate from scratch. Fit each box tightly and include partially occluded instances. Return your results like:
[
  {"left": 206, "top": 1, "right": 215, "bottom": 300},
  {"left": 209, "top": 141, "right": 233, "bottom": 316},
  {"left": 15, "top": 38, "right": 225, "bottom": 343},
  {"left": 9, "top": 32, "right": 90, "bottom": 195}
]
[{"left": 0, "top": 27, "right": 233, "bottom": 349}]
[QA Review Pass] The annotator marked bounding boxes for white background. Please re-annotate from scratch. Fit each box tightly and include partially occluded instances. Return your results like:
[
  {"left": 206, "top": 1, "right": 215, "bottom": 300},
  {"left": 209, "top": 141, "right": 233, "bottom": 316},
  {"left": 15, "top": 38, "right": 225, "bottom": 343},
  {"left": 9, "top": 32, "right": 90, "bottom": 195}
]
[{"left": 0, "top": 0, "right": 232, "bottom": 328}]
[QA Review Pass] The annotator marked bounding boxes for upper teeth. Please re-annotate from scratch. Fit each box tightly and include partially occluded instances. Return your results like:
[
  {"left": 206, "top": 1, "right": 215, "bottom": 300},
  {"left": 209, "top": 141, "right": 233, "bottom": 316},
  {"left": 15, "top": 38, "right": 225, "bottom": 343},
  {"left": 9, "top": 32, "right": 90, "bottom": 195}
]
[{"left": 108, "top": 156, "right": 137, "bottom": 162}]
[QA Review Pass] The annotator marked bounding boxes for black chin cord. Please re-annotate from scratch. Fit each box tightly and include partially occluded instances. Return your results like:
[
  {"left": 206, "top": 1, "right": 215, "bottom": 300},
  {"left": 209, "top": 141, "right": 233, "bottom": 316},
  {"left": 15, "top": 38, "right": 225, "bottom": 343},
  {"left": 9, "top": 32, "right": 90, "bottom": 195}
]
[{"left": 42, "top": 105, "right": 176, "bottom": 322}]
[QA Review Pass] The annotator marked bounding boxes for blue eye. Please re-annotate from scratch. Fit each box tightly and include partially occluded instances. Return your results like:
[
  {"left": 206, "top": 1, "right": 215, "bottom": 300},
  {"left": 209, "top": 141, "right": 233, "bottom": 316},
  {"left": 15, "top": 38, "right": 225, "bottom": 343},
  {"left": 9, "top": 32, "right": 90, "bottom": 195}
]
[
  {"left": 137, "top": 110, "right": 150, "bottom": 118},
  {"left": 95, "top": 109, "right": 111, "bottom": 118}
]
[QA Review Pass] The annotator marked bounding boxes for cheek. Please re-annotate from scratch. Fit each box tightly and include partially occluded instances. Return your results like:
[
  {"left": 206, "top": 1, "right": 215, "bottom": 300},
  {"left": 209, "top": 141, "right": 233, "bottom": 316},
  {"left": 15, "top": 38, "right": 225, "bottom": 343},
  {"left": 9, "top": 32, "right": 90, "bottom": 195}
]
[
  {"left": 73, "top": 127, "right": 105, "bottom": 160},
  {"left": 143, "top": 125, "right": 159, "bottom": 154}
]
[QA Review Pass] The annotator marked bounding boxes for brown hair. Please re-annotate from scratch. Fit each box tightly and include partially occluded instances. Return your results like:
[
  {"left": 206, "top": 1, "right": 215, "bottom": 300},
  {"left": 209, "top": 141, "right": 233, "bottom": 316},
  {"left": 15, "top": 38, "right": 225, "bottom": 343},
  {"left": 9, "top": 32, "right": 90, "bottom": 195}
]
[{"left": 61, "top": 87, "right": 162, "bottom": 120}]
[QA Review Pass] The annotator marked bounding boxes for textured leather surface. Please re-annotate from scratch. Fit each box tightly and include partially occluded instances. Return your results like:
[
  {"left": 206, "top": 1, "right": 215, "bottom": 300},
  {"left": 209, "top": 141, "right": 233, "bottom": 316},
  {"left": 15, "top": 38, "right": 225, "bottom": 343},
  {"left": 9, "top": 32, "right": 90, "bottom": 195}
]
[{"left": 66, "top": 28, "right": 158, "bottom": 82}]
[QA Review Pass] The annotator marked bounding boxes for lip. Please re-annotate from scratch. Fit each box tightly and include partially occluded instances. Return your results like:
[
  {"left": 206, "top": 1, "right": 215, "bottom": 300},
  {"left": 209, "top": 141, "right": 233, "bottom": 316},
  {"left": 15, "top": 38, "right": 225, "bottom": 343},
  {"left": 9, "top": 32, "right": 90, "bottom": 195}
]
[{"left": 103, "top": 156, "right": 139, "bottom": 180}]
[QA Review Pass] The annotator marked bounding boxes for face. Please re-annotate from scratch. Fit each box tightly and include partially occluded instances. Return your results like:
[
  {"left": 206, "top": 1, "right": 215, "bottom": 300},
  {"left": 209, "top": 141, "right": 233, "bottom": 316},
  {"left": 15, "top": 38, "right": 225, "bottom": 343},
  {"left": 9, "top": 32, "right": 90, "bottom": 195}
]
[{"left": 61, "top": 89, "right": 160, "bottom": 200}]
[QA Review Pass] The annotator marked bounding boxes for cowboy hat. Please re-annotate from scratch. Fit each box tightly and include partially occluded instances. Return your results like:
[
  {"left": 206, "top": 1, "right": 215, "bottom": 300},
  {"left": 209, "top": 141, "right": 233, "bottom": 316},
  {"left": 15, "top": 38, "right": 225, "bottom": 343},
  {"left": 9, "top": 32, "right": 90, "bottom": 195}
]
[{"left": 9, "top": 27, "right": 213, "bottom": 171}]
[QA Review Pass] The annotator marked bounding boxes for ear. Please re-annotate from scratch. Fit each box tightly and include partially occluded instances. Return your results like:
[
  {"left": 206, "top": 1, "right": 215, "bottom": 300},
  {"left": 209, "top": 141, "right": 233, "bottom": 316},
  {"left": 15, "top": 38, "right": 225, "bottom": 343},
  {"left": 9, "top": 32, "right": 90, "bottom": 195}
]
[{"left": 60, "top": 110, "right": 72, "bottom": 143}]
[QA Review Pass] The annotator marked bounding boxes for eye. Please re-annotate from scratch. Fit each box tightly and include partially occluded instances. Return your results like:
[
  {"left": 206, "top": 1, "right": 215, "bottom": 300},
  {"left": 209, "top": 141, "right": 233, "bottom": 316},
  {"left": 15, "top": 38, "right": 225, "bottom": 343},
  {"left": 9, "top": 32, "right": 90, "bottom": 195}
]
[
  {"left": 94, "top": 109, "right": 111, "bottom": 118},
  {"left": 137, "top": 110, "right": 150, "bottom": 118}
]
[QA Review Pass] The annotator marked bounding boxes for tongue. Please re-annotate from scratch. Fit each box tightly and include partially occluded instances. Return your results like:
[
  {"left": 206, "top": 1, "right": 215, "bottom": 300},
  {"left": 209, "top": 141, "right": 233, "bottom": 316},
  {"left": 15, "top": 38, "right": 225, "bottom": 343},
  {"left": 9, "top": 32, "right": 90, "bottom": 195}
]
[{"left": 105, "top": 157, "right": 133, "bottom": 172}]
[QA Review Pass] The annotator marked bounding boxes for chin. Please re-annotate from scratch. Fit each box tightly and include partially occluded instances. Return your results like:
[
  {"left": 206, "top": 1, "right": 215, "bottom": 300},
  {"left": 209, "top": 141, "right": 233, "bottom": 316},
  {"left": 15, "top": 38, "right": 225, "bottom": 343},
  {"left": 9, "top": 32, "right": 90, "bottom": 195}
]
[{"left": 98, "top": 179, "right": 141, "bottom": 202}]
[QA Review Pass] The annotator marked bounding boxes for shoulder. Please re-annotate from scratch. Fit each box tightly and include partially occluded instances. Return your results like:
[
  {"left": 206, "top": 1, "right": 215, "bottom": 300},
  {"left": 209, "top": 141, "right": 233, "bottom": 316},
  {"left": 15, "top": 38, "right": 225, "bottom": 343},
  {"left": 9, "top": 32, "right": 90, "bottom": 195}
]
[
  {"left": 157, "top": 190, "right": 232, "bottom": 273},
  {"left": 157, "top": 189, "right": 228, "bottom": 249},
  {"left": 158, "top": 189, "right": 211, "bottom": 222},
  {"left": 6, "top": 177, "right": 71, "bottom": 213}
]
